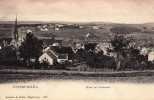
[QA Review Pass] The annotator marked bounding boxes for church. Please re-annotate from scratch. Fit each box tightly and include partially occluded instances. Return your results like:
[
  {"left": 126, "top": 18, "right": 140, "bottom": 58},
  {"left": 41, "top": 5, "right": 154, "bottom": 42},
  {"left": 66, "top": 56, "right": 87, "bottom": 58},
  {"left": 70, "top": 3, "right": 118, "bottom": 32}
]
[{"left": 0, "top": 16, "right": 22, "bottom": 61}]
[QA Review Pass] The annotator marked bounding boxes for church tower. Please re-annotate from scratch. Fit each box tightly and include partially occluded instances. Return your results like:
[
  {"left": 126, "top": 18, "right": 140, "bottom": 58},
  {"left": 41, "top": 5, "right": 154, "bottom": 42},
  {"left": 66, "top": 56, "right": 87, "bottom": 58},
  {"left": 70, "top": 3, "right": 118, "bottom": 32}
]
[
  {"left": 14, "top": 15, "right": 19, "bottom": 42},
  {"left": 13, "top": 15, "right": 19, "bottom": 60}
]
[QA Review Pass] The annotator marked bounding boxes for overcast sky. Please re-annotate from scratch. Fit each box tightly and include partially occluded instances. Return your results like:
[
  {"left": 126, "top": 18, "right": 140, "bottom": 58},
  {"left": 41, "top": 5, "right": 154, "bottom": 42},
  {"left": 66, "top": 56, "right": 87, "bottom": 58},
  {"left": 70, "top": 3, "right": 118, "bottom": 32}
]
[{"left": 0, "top": 0, "right": 154, "bottom": 23}]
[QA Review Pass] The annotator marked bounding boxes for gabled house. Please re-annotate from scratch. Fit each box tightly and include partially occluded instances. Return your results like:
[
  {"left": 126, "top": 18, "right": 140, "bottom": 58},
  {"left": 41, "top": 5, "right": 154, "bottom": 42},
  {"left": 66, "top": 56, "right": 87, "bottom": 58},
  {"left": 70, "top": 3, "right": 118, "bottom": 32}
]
[
  {"left": 39, "top": 47, "right": 69, "bottom": 65},
  {"left": 148, "top": 51, "right": 154, "bottom": 62},
  {"left": 39, "top": 50, "right": 57, "bottom": 65}
]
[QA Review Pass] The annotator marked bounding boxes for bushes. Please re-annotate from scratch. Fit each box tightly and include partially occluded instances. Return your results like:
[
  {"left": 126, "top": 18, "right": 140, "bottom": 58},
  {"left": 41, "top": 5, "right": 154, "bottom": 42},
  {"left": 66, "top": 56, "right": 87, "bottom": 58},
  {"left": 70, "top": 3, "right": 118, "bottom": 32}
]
[
  {"left": 0, "top": 59, "right": 24, "bottom": 67},
  {"left": 0, "top": 59, "right": 25, "bottom": 69},
  {"left": 86, "top": 55, "right": 116, "bottom": 70},
  {"left": 40, "top": 60, "right": 50, "bottom": 69},
  {"left": 145, "top": 61, "right": 154, "bottom": 69}
]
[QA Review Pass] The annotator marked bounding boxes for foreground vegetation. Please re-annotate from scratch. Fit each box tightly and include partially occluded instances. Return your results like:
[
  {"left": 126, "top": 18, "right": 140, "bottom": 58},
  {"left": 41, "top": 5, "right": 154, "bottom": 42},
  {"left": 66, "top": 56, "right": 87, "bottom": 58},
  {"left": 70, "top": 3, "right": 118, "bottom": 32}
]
[{"left": 0, "top": 69, "right": 154, "bottom": 83}]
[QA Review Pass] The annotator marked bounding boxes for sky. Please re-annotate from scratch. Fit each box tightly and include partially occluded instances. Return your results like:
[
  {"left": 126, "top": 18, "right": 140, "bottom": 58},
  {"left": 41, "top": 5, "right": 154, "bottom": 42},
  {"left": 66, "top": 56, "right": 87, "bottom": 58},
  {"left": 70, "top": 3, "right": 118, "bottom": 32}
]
[{"left": 0, "top": 0, "right": 154, "bottom": 24}]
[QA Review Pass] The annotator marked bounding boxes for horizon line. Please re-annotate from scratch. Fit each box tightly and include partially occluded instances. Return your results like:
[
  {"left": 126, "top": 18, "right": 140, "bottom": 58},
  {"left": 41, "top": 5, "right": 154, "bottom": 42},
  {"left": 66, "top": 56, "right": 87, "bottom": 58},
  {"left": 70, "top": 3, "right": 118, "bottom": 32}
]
[{"left": 0, "top": 20, "right": 154, "bottom": 24}]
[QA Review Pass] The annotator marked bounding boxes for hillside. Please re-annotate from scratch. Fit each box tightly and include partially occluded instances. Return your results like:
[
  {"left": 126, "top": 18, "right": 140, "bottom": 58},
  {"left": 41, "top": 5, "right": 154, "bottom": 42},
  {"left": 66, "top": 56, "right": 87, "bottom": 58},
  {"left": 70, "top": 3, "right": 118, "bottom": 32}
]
[{"left": 0, "top": 21, "right": 153, "bottom": 42}]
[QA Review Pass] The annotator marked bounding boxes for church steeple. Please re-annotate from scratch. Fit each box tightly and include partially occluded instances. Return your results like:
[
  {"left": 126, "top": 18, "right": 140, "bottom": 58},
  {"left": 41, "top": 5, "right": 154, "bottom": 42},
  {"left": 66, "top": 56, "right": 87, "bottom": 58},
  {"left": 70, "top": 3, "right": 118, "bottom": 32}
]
[{"left": 14, "top": 15, "right": 18, "bottom": 42}]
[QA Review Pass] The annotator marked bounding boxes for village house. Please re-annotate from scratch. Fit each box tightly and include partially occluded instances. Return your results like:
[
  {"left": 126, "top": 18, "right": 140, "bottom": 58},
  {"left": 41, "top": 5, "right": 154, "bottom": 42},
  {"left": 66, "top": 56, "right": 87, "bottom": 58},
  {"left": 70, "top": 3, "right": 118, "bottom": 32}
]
[
  {"left": 95, "top": 46, "right": 102, "bottom": 53},
  {"left": 92, "top": 26, "right": 99, "bottom": 29},
  {"left": 54, "top": 28, "right": 59, "bottom": 30},
  {"left": 52, "top": 42, "right": 61, "bottom": 47},
  {"left": 39, "top": 50, "right": 57, "bottom": 65},
  {"left": 27, "top": 29, "right": 32, "bottom": 33},
  {"left": 10, "top": 38, "right": 23, "bottom": 49},
  {"left": 97, "top": 42, "right": 111, "bottom": 55},
  {"left": 70, "top": 42, "right": 85, "bottom": 53},
  {"left": 148, "top": 51, "right": 154, "bottom": 62},
  {"left": 42, "top": 24, "right": 47, "bottom": 28},
  {"left": 40, "top": 28, "right": 48, "bottom": 31},
  {"left": 86, "top": 33, "right": 91, "bottom": 38},
  {"left": 70, "top": 43, "right": 78, "bottom": 53},
  {"left": 57, "top": 54, "right": 68, "bottom": 64},
  {"left": 39, "top": 47, "right": 68, "bottom": 65},
  {"left": 79, "top": 26, "right": 84, "bottom": 29},
  {"left": 0, "top": 38, "right": 12, "bottom": 49},
  {"left": 57, "top": 24, "right": 64, "bottom": 28}
]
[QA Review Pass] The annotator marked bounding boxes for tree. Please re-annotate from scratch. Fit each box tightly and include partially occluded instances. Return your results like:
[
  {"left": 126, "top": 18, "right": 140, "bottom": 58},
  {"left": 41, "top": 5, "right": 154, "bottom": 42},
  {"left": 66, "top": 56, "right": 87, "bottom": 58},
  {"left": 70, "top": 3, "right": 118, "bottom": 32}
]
[
  {"left": 129, "top": 47, "right": 140, "bottom": 60},
  {"left": 19, "top": 33, "right": 43, "bottom": 67},
  {"left": 84, "top": 43, "right": 97, "bottom": 52},
  {"left": 108, "top": 34, "right": 131, "bottom": 70}
]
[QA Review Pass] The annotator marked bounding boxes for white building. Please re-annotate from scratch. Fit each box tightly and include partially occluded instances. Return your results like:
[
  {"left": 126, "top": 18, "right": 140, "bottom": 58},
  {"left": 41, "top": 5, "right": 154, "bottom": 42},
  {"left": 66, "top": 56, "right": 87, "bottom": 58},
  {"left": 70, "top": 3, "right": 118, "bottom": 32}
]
[
  {"left": 39, "top": 50, "right": 57, "bottom": 65},
  {"left": 55, "top": 28, "right": 59, "bottom": 30},
  {"left": 92, "top": 26, "right": 99, "bottom": 29},
  {"left": 148, "top": 51, "right": 154, "bottom": 62},
  {"left": 39, "top": 47, "right": 68, "bottom": 65},
  {"left": 43, "top": 28, "right": 48, "bottom": 31},
  {"left": 40, "top": 28, "right": 48, "bottom": 31},
  {"left": 57, "top": 24, "right": 63, "bottom": 27},
  {"left": 86, "top": 33, "right": 91, "bottom": 38}
]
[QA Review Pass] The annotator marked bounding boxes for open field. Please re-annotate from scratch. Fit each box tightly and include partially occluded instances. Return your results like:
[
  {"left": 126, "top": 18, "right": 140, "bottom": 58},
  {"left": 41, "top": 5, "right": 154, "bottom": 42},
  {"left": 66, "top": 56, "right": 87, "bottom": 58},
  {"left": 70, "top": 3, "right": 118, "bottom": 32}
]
[{"left": 0, "top": 69, "right": 154, "bottom": 84}]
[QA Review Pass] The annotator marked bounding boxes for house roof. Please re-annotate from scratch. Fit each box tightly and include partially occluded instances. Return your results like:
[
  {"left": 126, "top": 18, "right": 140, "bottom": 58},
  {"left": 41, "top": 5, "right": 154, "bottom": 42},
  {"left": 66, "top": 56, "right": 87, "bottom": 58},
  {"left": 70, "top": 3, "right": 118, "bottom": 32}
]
[
  {"left": 149, "top": 50, "right": 154, "bottom": 54},
  {"left": 52, "top": 42, "right": 61, "bottom": 47},
  {"left": 58, "top": 54, "right": 67, "bottom": 59},
  {"left": 50, "top": 47, "right": 59, "bottom": 57},
  {"left": 46, "top": 50, "right": 57, "bottom": 60}
]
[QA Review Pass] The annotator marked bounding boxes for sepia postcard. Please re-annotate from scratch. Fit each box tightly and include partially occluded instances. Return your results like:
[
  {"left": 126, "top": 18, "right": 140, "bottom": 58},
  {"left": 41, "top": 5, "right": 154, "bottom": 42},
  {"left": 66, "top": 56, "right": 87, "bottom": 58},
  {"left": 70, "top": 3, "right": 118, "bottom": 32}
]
[{"left": 0, "top": 0, "right": 154, "bottom": 100}]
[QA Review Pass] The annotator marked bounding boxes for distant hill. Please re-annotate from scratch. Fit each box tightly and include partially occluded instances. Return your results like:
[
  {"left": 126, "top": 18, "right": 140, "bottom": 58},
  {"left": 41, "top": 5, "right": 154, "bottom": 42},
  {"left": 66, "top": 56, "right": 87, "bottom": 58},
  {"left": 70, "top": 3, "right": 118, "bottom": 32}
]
[{"left": 110, "top": 26, "right": 142, "bottom": 34}]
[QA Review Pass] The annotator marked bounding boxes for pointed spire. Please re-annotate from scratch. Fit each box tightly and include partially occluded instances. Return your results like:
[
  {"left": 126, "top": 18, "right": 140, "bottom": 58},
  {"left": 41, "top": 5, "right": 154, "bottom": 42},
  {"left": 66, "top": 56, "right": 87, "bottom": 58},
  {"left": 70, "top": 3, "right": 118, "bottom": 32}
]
[{"left": 14, "top": 15, "right": 18, "bottom": 42}]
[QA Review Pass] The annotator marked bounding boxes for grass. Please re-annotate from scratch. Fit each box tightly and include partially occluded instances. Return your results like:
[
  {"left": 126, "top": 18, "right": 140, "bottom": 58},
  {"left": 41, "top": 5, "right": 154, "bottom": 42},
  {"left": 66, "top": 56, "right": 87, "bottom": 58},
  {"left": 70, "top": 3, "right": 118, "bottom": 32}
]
[
  {"left": 0, "top": 69, "right": 154, "bottom": 84},
  {"left": 0, "top": 28, "right": 110, "bottom": 39},
  {"left": 0, "top": 27, "right": 153, "bottom": 45}
]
